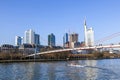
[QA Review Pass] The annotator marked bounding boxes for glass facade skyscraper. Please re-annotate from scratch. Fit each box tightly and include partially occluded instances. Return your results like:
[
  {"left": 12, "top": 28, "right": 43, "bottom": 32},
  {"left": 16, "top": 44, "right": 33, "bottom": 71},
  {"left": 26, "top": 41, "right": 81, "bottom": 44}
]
[
  {"left": 63, "top": 33, "right": 69, "bottom": 44},
  {"left": 34, "top": 34, "right": 40, "bottom": 45},
  {"left": 15, "top": 36, "right": 23, "bottom": 46},
  {"left": 48, "top": 33, "right": 55, "bottom": 47}
]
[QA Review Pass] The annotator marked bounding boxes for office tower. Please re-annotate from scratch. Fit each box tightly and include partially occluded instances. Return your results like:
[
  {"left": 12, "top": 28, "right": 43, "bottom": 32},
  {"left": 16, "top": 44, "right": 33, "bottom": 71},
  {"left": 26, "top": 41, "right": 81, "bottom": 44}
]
[
  {"left": 15, "top": 36, "right": 22, "bottom": 46},
  {"left": 24, "top": 29, "right": 35, "bottom": 44},
  {"left": 48, "top": 33, "right": 55, "bottom": 47},
  {"left": 87, "top": 28, "right": 94, "bottom": 46},
  {"left": 84, "top": 19, "right": 88, "bottom": 47},
  {"left": 63, "top": 33, "right": 69, "bottom": 47},
  {"left": 34, "top": 34, "right": 40, "bottom": 45},
  {"left": 84, "top": 19, "right": 94, "bottom": 47},
  {"left": 21, "top": 37, "right": 24, "bottom": 44},
  {"left": 70, "top": 33, "right": 78, "bottom": 43},
  {"left": 69, "top": 33, "right": 79, "bottom": 48}
]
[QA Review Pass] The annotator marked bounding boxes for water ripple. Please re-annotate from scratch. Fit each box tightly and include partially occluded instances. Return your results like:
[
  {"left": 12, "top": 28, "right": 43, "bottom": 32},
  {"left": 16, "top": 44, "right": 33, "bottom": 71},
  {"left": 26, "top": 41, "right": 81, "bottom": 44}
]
[{"left": 0, "top": 59, "right": 120, "bottom": 80}]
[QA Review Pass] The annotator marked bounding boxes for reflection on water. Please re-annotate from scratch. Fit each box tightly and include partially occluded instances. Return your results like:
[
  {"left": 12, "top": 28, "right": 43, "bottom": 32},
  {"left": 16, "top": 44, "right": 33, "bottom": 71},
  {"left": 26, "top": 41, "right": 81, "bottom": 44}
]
[
  {"left": 0, "top": 59, "right": 120, "bottom": 80},
  {"left": 85, "top": 60, "right": 98, "bottom": 80}
]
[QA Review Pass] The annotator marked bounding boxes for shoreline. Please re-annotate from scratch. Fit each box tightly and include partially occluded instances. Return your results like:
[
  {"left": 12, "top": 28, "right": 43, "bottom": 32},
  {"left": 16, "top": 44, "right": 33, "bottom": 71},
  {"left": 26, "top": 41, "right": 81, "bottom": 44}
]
[
  {"left": 0, "top": 58, "right": 120, "bottom": 63},
  {"left": 0, "top": 51, "right": 120, "bottom": 63}
]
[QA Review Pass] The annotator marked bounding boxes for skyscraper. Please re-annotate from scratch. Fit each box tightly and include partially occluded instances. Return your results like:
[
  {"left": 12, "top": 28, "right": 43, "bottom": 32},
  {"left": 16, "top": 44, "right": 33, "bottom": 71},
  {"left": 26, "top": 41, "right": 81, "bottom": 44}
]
[
  {"left": 48, "top": 33, "right": 55, "bottom": 47},
  {"left": 34, "top": 34, "right": 40, "bottom": 45},
  {"left": 24, "top": 29, "right": 35, "bottom": 44},
  {"left": 87, "top": 28, "right": 94, "bottom": 46},
  {"left": 63, "top": 33, "right": 69, "bottom": 47},
  {"left": 70, "top": 33, "right": 78, "bottom": 43},
  {"left": 15, "top": 36, "right": 23, "bottom": 46},
  {"left": 69, "top": 33, "right": 79, "bottom": 48},
  {"left": 84, "top": 19, "right": 88, "bottom": 47},
  {"left": 84, "top": 19, "right": 94, "bottom": 47}
]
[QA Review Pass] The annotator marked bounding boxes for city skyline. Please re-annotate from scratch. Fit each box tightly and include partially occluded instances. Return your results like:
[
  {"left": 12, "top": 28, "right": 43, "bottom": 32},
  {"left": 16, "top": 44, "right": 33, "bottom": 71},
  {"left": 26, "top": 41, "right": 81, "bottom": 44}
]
[{"left": 0, "top": 0, "right": 120, "bottom": 45}]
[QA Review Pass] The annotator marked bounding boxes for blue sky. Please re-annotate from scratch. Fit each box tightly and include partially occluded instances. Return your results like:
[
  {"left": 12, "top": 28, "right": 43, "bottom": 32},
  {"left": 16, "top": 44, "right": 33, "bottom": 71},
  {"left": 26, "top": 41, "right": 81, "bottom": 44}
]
[{"left": 0, "top": 0, "right": 120, "bottom": 46}]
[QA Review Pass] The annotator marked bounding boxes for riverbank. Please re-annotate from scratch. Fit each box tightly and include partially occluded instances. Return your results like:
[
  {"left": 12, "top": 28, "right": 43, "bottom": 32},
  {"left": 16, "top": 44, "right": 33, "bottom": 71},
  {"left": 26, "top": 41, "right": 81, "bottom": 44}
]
[
  {"left": 0, "top": 57, "right": 120, "bottom": 63},
  {"left": 0, "top": 51, "right": 120, "bottom": 63},
  {"left": 0, "top": 59, "right": 68, "bottom": 63}
]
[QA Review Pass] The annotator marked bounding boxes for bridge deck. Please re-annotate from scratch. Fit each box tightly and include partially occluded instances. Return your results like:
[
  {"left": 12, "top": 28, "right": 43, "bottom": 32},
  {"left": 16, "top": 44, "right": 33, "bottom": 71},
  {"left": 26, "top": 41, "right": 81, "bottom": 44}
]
[{"left": 28, "top": 44, "right": 120, "bottom": 57}]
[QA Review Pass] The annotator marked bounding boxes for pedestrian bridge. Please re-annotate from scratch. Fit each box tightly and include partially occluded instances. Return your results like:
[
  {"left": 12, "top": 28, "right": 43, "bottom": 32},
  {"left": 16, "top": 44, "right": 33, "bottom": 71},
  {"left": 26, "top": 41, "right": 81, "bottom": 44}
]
[{"left": 28, "top": 44, "right": 120, "bottom": 57}]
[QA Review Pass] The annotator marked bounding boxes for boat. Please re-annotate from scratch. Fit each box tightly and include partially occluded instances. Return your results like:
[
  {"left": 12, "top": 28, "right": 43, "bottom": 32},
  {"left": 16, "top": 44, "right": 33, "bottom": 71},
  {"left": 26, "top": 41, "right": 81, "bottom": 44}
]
[{"left": 68, "top": 64, "right": 85, "bottom": 67}]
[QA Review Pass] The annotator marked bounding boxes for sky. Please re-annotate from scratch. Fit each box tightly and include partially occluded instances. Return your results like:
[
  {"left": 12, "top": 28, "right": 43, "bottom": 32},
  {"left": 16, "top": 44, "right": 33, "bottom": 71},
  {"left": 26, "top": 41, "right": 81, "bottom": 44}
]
[{"left": 0, "top": 0, "right": 120, "bottom": 46}]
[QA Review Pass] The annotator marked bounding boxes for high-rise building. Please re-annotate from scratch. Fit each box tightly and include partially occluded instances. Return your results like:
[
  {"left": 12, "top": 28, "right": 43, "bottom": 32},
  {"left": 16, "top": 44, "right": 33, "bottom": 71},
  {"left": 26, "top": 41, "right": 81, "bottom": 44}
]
[
  {"left": 87, "top": 28, "right": 94, "bottom": 46},
  {"left": 15, "top": 36, "right": 23, "bottom": 46},
  {"left": 69, "top": 33, "right": 79, "bottom": 48},
  {"left": 70, "top": 33, "right": 78, "bottom": 43},
  {"left": 84, "top": 19, "right": 88, "bottom": 47},
  {"left": 24, "top": 29, "right": 35, "bottom": 44},
  {"left": 21, "top": 37, "right": 24, "bottom": 44},
  {"left": 34, "top": 34, "right": 40, "bottom": 45},
  {"left": 84, "top": 19, "right": 94, "bottom": 47},
  {"left": 48, "top": 33, "right": 55, "bottom": 47},
  {"left": 63, "top": 33, "right": 69, "bottom": 47}
]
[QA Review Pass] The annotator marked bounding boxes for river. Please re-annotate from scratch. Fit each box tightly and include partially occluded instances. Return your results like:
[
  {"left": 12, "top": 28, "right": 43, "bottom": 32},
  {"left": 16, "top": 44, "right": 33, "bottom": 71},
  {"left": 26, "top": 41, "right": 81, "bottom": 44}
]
[{"left": 0, "top": 59, "right": 120, "bottom": 80}]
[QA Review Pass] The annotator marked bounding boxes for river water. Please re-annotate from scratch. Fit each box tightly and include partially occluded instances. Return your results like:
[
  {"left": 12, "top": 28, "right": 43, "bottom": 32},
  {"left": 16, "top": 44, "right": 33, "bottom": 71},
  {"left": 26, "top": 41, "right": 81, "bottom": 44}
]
[{"left": 0, "top": 59, "right": 120, "bottom": 80}]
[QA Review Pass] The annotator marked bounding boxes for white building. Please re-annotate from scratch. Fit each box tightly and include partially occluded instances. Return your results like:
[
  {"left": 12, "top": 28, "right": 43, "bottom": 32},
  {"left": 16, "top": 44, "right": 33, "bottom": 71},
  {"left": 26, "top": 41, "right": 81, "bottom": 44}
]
[
  {"left": 24, "top": 29, "right": 35, "bottom": 44},
  {"left": 87, "top": 28, "right": 94, "bottom": 46},
  {"left": 84, "top": 19, "right": 94, "bottom": 47}
]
